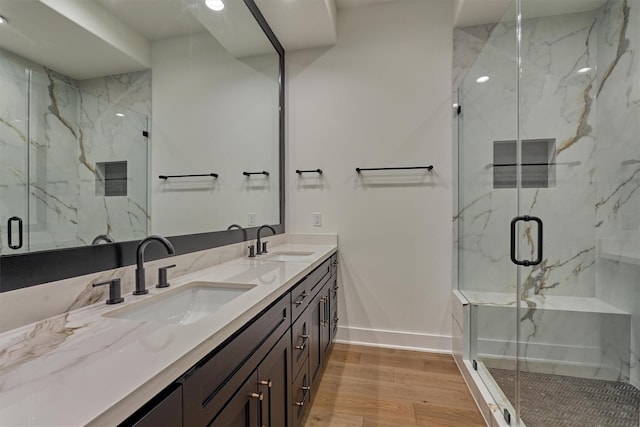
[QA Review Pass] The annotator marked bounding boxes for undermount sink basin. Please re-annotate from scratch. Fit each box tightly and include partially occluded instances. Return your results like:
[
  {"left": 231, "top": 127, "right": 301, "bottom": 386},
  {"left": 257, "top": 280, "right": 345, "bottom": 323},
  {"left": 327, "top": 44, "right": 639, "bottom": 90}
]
[
  {"left": 264, "top": 251, "right": 314, "bottom": 262},
  {"left": 105, "top": 281, "right": 255, "bottom": 325}
]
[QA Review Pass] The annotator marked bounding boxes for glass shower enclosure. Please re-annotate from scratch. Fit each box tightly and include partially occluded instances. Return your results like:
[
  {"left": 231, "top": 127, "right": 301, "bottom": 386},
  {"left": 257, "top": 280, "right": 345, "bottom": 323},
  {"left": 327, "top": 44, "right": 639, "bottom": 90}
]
[
  {"left": 455, "top": 0, "right": 639, "bottom": 425},
  {"left": 0, "top": 49, "right": 149, "bottom": 254}
]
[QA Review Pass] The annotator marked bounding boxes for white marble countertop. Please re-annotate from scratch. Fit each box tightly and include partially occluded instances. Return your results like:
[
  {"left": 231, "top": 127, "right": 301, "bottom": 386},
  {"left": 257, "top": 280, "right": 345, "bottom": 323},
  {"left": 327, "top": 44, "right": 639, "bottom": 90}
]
[{"left": 0, "top": 241, "right": 337, "bottom": 426}]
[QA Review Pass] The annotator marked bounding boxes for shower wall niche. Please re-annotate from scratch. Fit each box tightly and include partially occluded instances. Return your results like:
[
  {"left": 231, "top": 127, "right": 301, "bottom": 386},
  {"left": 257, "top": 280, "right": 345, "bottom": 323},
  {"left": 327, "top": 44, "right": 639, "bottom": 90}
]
[
  {"left": 0, "top": 48, "right": 149, "bottom": 253},
  {"left": 453, "top": 0, "right": 639, "bottom": 425}
]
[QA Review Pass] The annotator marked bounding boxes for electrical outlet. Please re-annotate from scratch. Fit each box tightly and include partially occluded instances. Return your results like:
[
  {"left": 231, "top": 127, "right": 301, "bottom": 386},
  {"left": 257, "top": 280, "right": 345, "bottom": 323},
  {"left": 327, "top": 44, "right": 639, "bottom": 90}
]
[
  {"left": 313, "top": 212, "right": 322, "bottom": 227},
  {"left": 248, "top": 212, "right": 256, "bottom": 226}
]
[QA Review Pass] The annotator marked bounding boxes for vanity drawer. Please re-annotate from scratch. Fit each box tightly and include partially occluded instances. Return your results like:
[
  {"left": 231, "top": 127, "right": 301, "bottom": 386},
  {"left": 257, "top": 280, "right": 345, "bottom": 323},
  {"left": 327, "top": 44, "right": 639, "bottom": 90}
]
[
  {"left": 292, "top": 357, "right": 310, "bottom": 427},
  {"left": 290, "top": 257, "right": 331, "bottom": 321},
  {"left": 181, "top": 293, "right": 290, "bottom": 427},
  {"left": 291, "top": 310, "right": 310, "bottom": 379}
]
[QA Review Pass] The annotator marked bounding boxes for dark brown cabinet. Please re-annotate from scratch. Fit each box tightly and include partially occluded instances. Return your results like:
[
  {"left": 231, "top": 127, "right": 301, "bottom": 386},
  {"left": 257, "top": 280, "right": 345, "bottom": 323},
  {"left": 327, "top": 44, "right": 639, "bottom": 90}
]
[
  {"left": 209, "top": 331, "right": 292, "bottom": 427},
  {"left": 123, "top": 251, "right": 337, "bottom": 427},
  {"left": 121, "top": 384, "right": 182, "bottom": 427},
  {"left": 308, "top": 280, "right": 331, "bottom": 386},
  {"left": 258, "top": 332, "right": 292, "bottom": 427},
  {"left": 209, "top": 372, "right": 260, "bottom": 427}
]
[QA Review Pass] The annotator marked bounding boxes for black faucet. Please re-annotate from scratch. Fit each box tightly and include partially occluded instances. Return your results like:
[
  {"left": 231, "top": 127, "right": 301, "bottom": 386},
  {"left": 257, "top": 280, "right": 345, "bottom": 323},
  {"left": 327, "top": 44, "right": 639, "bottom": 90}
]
[
  {"left": 91, "top": 234, "right": 114, "bottom": 245},
  {"left": 227, "top": 224, "right": 247, "bottom": 241},
  {"left": 134, "top": 235, "right": 175, "bottom": 295},
  {"left": 256, "top": 225, "right": 276, "bottom": 256}
]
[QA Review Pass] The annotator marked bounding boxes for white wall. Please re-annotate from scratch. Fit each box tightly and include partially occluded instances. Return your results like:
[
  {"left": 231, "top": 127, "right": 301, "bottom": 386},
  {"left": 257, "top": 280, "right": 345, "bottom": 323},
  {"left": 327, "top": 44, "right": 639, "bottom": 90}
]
[
  {"left": 286, "top": 0, "right": 454, "bottom": 352},
  {"left": 151, "top": 33, "right": 280, "bottom": 235}
]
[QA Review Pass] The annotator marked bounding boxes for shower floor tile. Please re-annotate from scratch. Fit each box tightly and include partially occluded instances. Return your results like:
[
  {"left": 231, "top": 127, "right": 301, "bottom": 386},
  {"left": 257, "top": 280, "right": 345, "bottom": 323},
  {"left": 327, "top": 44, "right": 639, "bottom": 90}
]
[{"left": 488, "top": 368, "right": 640, "bottom": 427}]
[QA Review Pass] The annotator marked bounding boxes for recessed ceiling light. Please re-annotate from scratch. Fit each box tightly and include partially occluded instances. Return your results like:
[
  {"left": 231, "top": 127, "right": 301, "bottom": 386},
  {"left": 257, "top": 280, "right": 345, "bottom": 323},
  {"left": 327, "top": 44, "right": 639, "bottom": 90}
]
[
  {"left": 115, "top": 113, "right": 125, "bottom": 117},
  {"left": 0, "top": 15, "right": 8, "bottom": 24},
  {"left": 577, "top": 67, "right": 591, "bottom": 73},
  {"left": 205, "top": 0, "right": 225, "bottom": 11},
  {"left": 476, "top": 76, "right": 490, "bottom": 83}
]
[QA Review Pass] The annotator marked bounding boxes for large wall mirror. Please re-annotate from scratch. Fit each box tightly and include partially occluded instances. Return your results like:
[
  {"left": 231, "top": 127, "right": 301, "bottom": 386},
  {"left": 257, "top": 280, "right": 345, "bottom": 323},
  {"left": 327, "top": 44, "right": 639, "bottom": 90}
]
[{"left": 0, "top": 0, "right": 284, "bottom": 290}]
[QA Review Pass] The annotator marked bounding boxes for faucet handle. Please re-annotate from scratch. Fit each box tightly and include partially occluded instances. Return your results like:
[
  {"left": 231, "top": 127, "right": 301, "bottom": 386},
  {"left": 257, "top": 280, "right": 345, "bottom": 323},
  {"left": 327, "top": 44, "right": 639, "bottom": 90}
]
[
  {"left": 93, "top": 278, "right": 124, "bottom": 304},
  {"left": 261, "top": 241, "right": 269, "bottom": 254},
  {"left": 156, "top": 264, "right": 176, "bottom": 288},
  {"left": 248, "top": 244, "right": 256, "bottom": 258}
]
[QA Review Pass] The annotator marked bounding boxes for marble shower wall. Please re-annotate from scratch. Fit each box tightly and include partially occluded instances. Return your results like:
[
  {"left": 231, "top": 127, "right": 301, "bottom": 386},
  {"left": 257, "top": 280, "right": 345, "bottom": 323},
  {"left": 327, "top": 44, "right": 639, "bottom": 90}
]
[
  {"left": 0, "top": 48, "right": 149, "bottom": 253},
  {"left": 458, "top": 10, "right": 598, "bottom": 298},
  {"left": 593, "top": 0, "right": 640, "bottom": 388},
  {"left": 455, "top": 0, "right": 639, "bottom": 383}
]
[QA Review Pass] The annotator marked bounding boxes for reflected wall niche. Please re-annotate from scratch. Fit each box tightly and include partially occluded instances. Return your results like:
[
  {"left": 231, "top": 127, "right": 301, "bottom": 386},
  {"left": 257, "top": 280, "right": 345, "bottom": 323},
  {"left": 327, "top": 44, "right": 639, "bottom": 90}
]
[{"left": 0, "top": 0, "right": 285, "bottom": 291}]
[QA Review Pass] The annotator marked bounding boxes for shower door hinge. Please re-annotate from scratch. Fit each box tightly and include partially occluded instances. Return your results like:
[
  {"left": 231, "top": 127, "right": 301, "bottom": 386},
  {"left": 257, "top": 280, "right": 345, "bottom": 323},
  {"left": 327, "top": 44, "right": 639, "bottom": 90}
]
[
  {"left": 503, "top": 408, "right": 511, "bottom": 424},
  {"left": 457, "top": 105, "right": 462, "bottom": 115},
  {"left": 142, "top": 130, "right": 149, "bottom": 137},
  {"left": 472, "top": 360, "right": 478, "bottom": 370}
]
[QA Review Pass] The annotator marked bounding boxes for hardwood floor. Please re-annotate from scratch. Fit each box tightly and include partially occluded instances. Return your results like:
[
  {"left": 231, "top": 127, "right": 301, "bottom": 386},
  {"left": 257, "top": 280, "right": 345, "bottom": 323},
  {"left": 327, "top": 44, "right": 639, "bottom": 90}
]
[{"left": 303, "top": 344, "right": 486, "bottom": 427}]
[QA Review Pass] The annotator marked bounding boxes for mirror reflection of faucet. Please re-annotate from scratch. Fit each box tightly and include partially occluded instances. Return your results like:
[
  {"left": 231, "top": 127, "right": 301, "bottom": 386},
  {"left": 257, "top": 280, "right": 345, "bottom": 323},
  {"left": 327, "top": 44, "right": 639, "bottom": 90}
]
[{"left": 134, "top": 235, "right": 175, "bottom": 295}]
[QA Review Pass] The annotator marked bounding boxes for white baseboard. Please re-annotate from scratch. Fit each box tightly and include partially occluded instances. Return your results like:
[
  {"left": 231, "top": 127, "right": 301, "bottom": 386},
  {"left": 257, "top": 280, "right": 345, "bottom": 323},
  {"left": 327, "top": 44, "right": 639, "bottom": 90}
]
[{"left": 334, "top": 326, "right": 452, "bottom": 353}]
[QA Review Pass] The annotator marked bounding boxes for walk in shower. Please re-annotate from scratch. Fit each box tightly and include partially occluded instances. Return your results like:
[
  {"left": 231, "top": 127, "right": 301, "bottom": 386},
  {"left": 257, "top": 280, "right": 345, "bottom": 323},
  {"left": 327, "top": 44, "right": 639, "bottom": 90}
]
[
  {"left": 0, "top": 49, "right": 149, "bottom": 253},
  {"left": 454, "top": 0, "right": 639, "bottom": 425}
]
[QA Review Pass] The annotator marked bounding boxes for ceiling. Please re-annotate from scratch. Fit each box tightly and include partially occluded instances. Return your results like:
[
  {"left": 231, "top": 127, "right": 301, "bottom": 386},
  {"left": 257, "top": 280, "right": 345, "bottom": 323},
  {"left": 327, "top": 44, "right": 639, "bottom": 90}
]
[
  {"left": 0, "top": 0, "right": 612, "bottom": 80},
  {"left": 96, "top": 0, "right": 204, "bottom": 41}
]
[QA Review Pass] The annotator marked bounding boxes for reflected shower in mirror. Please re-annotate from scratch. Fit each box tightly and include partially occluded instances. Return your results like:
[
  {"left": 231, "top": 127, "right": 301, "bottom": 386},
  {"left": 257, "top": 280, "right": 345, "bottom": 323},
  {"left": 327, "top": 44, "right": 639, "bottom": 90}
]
[{"left": 0, "top": 0, "right": 280, "bottom": 255}]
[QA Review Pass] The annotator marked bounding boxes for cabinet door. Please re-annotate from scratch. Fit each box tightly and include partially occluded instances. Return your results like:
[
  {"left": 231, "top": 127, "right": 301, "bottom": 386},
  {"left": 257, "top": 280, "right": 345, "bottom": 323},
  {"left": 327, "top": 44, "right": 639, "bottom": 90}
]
[
  {"left": 330, "top": 275, "right": 338, "bottom": 343},
  {"left": 320, "top": 285, "right": 331, "bottom": 358},
  {"left": 209, "top": 372, "right": 260, "bottom": 427},
  {"left": 309, "top": 283, "right": 330, "bottom": 385},
  {"left": 258, "top": 332, "right": 292, "bottom": 427}
]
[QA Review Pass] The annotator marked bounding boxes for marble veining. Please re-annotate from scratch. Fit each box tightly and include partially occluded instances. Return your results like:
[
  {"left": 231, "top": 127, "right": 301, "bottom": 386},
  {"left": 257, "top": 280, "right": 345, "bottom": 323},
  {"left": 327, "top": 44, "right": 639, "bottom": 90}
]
[
  {"left": 455, "top": 0, "right": 639, "bottom": 390},
  {"left": 0, "top": 48, "right": 150, "bottom": 253},
  {"left": 0, "top": 237, "right": 337, "bottom": 426}
]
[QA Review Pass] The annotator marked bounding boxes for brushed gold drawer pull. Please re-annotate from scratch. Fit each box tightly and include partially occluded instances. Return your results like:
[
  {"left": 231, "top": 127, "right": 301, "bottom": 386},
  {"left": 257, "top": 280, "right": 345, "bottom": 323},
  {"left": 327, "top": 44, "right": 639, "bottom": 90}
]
[
  {"left": 250, "top": 392, "right": 263, "bottom": 401},
  {"left": 259, "top": 380, "right": 272, "bottom": 388},
  {"left": 320, "top": 296, "right": 328, "bottom": 303},
  {"left": 294, "top": 290, "right": 309, "bottom": 305},
  {"left": 334, "top": 317, "right": 339, "bottom": 322}
]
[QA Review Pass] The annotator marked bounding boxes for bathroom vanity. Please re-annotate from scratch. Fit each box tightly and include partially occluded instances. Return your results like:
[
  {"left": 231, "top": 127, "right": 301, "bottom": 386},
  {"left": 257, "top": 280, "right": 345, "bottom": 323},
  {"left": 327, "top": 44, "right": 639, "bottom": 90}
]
[{"left": 0, "top": 238, "right": 338, "bottom": 427}]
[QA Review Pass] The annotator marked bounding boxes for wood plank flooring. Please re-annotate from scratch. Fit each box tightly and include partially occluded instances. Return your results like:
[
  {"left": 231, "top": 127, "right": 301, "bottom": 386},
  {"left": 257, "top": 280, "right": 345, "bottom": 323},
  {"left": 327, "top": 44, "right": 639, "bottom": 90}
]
[{"left": 303, "top": 344, "right": 486, "bottom": 427}]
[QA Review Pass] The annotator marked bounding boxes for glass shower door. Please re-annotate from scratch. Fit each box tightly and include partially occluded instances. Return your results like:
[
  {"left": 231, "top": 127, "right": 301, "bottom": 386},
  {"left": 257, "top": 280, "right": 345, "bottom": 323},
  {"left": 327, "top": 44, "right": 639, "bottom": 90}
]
[
  {"left": 0, "top": 54, "right": 29, "bottom": 254},
  {"left": 514, "top": 0, "right": 640, "bottom": 425},
  {"left": 456, "top": 0, "right": 522, "bottom": 421}
]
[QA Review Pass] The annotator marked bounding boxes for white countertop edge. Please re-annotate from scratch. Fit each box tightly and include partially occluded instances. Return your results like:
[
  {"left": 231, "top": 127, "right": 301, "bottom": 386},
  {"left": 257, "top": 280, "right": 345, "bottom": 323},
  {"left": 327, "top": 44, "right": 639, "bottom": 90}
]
[
  {"left": 88, "top": 243, "right": 337, "bottom": 426},
  {"left": 0, "top": 241, "right": 337, "bottom": 427}
]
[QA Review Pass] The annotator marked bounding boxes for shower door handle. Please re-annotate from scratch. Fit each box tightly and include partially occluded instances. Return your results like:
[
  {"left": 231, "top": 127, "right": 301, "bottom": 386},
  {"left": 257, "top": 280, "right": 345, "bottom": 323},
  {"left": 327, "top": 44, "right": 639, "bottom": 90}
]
[
  {"left": 510, "top": 215, "right": 543, "bottom": 266},
  {"left": 8, "top": 216, "right": 24, "bottom": 250}
]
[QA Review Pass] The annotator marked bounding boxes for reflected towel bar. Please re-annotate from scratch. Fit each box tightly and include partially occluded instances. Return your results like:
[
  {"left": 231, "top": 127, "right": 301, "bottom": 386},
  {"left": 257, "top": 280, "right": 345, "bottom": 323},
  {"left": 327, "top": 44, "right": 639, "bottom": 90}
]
[
  {"left": 296, "top": 169, "right": 323, "bottom": 174},
  {"left": 243, "top": 171, "right": 269, "bottom": 176},
  {"left": 159, "top": 173, "right": 218, "bottom": 179},
  {"left": 485, "top": 161, "right": 581, "bottom": 169},
  {"left": 356, "top": 166, "right": 433, "bottom": 173}
]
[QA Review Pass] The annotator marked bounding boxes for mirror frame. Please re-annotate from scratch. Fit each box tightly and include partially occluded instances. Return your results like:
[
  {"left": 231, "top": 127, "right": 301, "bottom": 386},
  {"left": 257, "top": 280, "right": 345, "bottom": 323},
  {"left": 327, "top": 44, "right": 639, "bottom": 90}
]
[{"left": 0, "top": 0, "right": 285, "bottom": 292}]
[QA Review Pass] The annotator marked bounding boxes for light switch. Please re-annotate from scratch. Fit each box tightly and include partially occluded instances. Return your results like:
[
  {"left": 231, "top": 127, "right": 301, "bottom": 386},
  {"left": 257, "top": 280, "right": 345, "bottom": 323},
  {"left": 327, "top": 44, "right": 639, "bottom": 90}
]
[
  {"left": 248, "top": 212, "right": 256, "bottom": 226},
  {"left": 313, "top": 212, "right": 322, "bottom": 227}
]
